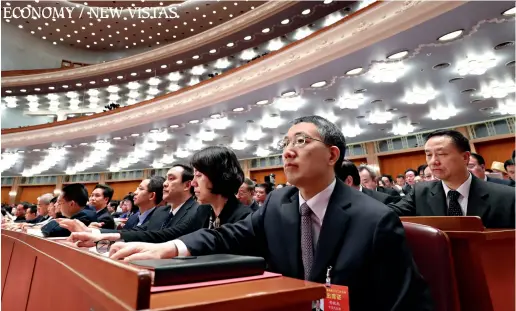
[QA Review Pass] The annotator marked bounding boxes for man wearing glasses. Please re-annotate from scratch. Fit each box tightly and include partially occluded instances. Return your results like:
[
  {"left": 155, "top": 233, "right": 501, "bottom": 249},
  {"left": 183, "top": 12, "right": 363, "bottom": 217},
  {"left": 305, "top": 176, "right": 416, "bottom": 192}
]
[{"left": 72, "top": 116, "right": 433, "bottom": 311}]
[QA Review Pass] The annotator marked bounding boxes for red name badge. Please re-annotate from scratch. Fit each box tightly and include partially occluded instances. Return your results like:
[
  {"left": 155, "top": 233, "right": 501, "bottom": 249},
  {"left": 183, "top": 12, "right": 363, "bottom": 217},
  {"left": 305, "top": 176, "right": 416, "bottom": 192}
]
[{"left": 313, "top": 285, "right": 349, "bottom": 311}]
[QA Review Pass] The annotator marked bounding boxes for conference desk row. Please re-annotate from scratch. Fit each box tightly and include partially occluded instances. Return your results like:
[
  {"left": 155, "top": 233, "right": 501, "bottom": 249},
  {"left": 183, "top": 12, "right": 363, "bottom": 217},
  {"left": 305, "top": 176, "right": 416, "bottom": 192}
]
[{"left": 2, "top": 217, "right": 515, "bottom": 311}]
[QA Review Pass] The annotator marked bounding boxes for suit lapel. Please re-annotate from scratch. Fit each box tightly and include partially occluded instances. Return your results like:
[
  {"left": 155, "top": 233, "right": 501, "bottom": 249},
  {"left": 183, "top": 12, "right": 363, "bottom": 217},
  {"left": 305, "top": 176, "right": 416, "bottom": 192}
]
[
  {"left": 429, "top": 182, "right": 447, "bottom": 216},
  {"left": 311, "top": 181, "right": 350, "bottom": 281},
  {"left": 280, "top": 192, "right": 303, "bottom": 278},
  {"left": 170, "top": 197, "right": 195, "bottom": 226},
  {"left": 466, "top": 176, "right": 490, "bottom": 218}
]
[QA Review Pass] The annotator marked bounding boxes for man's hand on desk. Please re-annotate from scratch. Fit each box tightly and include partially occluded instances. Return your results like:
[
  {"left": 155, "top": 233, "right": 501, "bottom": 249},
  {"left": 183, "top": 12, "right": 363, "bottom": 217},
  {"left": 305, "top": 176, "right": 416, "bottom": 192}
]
[
  {"left": 56, "top": 219, "right": 92, "bottom": 233},
  {"left": 88, "top": 222, "right": 105, "bottom": 229},
  {"left": 67, "top": 232, "right": 121, "bottom": 248},
  {"left": 109, "top": 241, "right": 178, "bottom": 261}
]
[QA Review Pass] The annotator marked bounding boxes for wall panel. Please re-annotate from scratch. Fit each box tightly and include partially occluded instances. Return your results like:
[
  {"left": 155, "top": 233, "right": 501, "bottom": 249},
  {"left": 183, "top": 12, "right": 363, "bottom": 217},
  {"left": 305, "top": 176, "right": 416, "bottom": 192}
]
[
  {"left": 379, "top": 151, "right": 427, "bottom": 178},
  {"left": 2, "top": 187, "right": 11, "bottom": 204},
  {"left": 474, "top": 138, "right": 515, "bottom": 169},
  {"left": 18, "top": 186, "right": 55, "bottom": 204},
  {"left": 350, "top": 158, "right": 367, "bottom": 167},
  {"left": 250, "top": 168, "right": 286, "bottom": 185}
]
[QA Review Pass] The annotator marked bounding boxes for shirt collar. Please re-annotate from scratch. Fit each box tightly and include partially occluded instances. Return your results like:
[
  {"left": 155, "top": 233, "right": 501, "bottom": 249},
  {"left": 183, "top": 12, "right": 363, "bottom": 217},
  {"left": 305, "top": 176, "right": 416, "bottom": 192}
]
[
  {"left": 484, "top": 175, "right": 488, "bottom": 181},
  {"left": 170, "top": 201, "right": 185, "bottom": 216},
  {"left": 359, "top": 185, "right": 363, "bottom": 192},
  {"left": 299, "top": 179, "right": 336, "bottom": 223},
  {"left": 442, "top": 173, "right": 472, "bottom": 198},
  {"left": 138, "top": 207, "right": 156, "bottom": 224}
]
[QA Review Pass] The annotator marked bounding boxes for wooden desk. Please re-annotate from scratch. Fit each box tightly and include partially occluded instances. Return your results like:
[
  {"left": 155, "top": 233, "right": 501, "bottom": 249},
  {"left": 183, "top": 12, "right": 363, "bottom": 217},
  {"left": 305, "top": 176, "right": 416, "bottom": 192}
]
[{"left": 1, "top": 230, "right": 325, "bottom": 311}]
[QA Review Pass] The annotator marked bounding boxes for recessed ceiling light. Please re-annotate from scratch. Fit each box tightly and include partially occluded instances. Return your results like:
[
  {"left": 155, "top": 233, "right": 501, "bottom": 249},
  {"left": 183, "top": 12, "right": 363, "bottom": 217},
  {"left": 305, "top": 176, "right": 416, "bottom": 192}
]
[
  {"left": 102, "top": 78, "right": 109, "bottom": 82},
  {"left": 131, "top": 72, "right": 137, "bottom": 76},
  {"left": 262, "top": 28, "right": 270, "bottom": 33},
  {"left": 117, "top": 75, "right": 124, "bottom": 79},
  {"left": 33, "top": 149, "right": 41, "bottom": 152},
  {"left": 112, "top": 137, "right": 121, "bottom": 140},
  {"left": 227, "top": 42, "right": 234, "bottom": 47},
  {"left": 161, "top": 64, "right": 167, "bottom": 68},
  {"left": 281, "top": 19, "right": 290, "bottom": 25},
  {"left": 502, "top": 7, "right": 516, "bottom": 16},
  {"left": 145, "top": 69, "right": 152, "bottom": 73},
  {"left": 90, "top": 81, "right": 96, "bottom": 84},
  {"left": 62, "top": 85, "right": 68, "bottom": 88},
  {"left": 189, "top": 119, "right": 200, "bottom": 124},
  {"left": 192, "top": 55, "right": 199, "bottom": 59},
  {"left": 20, "top": 89, "right": 27, "bottom": 92},
  {"left": 209, "top": 49, "right": 217, "bottom": 53},
  {"left": 5, "top": 90, "right": 12, "bottom": 93},
  {"left": 42, "top": 36, "right": 46, "bottom": 39},
  {"left": 302, "top": 9, "right": 311, "bottom": 15},
  {"left": 47, "top": 87, "right": 54, "bottom": 90},
  {"left": 256, "top": 100, "right": 269, "bottom": 105},
  {"left": 80, "top": 142, "right": 88, "bottom": 146},
  {"left": 437, "top": 29, "right": 463, "bottom": 41},
  {"left": 232, "top": 107, "right": 244, "bottom": 112},
  {"left": 311, "top": 81, "right": 327, "bottom": 88},
  {"left": 131, "top": 133, "right": 140, "bottom": 137},
  {"left": 387, "top": 50, "right": 409, "bottom": 60},
  {"left": 345, "top": 67, "right": 363, "bottom": 75},
  {"left": 244, "top": 35, "right": 252, "bottom": 40},
  {"left": 210, "top": 113, "right": 222, "bottom": 118},
  {"left": 34, "top": 88, "right": 40, "bottom": 91},
  {"left": 176, "top": 60, "right": 183, "bottom": 64},
  {"left": 281, "top": 90, "right": 296, "bottom": 97},
  {"left": 76, "top": 83, "right": 82, "bottom": 86},
  {"left": 169, "top": 124, "right": 179, "bottom": 128},
  {"left": 324, "top": 0, "right": 333, "bottom": 3}
]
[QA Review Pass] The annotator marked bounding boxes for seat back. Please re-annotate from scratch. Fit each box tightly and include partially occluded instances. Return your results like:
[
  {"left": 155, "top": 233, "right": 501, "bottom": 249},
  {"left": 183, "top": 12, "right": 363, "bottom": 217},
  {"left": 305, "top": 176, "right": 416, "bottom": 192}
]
[{"left": 403, "top": 222, "right": 460, "bottom": 311}]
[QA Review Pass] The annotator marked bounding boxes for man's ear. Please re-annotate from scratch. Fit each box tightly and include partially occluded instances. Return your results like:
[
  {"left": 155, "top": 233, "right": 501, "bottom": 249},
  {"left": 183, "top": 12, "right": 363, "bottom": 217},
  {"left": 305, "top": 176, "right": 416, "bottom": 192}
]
[{"left": 328, "top": 146, "right": 340, "bottom": 166}]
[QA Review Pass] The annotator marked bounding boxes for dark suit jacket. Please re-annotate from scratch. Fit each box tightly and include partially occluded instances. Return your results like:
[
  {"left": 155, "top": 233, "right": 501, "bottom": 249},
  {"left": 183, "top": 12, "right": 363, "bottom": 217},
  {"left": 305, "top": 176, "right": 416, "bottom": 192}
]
[
  {"left": 96, "top": 207, "right": 116, "bottom": 229},
  {"left": 123, "top": 212, "right": 140, "bottom": 230},
  {"left": 41, "top": 208, "right": 97, "bottom": 237},
  {"left": 389, "top": 176, "right": 515, "bottom": 228},
  {"left": 179, "top": 180, "right": 433, "bottom": 311},
  {"left": 120, "top": 196, "right": 251, "bottom": 243},
  {"left": 486, "top": 176, "right": 514, "bottom": 187},
  {"left": 25, "top": 215, "right": 50, "bottom": 224},
  {"left": 248, "top": 201, "right": 259, "bottom": 212},
  {"left": 14, "top": 216, "right": 26, "bottom": 223},
  {"left": 362, "top": 187, "right": 400, "bottom": 205},
  {"left": 377, "top": 186, "right": 401, "bottom": 197},
  {"left": 402, "top": 184, "right": 413, "bottom": 195}
]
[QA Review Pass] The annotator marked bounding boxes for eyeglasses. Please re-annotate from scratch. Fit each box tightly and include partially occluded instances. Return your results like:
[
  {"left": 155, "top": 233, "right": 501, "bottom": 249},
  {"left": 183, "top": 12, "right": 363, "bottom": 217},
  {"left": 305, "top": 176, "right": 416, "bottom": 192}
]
[
  {"left": 95, "top": 239, "right": 116, "bottom": 254},
  {"left": 277, "top": 133, "right": 328, "bottom": 150}
]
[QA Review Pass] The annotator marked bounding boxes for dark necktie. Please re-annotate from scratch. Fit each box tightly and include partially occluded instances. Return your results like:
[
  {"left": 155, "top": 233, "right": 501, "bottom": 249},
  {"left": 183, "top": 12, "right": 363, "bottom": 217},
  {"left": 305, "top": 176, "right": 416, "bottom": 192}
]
[
  {"left": 447, "top": 190, "right": 463, "bottom": 216},
  {"left": 300, "top": 202, "right": 314, "bottom": 280},
  {"left": 161, "top": 212, "right": 174, "bottom": 229}
]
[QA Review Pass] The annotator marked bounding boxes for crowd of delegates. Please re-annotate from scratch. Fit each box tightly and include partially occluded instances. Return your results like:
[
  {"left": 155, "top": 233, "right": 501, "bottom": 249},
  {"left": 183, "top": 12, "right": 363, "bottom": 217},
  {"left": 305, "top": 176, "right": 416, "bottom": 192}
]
[{"left": 2, "top": 115, "right": 515, "bottom": 311}]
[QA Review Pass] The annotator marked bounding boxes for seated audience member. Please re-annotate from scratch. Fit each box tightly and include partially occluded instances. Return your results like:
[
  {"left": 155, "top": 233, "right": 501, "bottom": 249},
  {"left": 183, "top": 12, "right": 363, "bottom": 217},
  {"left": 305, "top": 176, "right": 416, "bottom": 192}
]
[
  {"left": 13, "top": 203, "right": 29, "bottom": 222},
  {"left": 119, "top": 195, "right": 137, "bottom": 219},
  {"left": 70, "top": 146, "right": 252, "bottom": 245},
  {"left": 504, "top": 159, "right": 515, "bottom": 183},
  {"left": 99, "top": 116, "right": 432, "bottom": 311},
  {"left": 121, "top": 176, "right": 165, "bottom": 230},
  {"left": 237, "top": 178, "right": 258, "bottom": 211},
  {"left": 491, "top": 161, "right": 508, "bottom": 176},
  {"left": 468, "top": 153, "right": 514, "bottom": 187},
  {"left": 389, "top": 129, "right": 515, "bottom": 228},
  {"left": 25, "top": 205, "right": 38, "bottom": 222},
  {"left": 403, "top": 169, "right": 417, "bottom": 194},
  {"left": 47, "top": 197, "right": 58, "bottom": 219},
  {"left": 359, "top": 165, "right": 400, "bottom": 197},
  {"left": 381, "top": 175, "right": 403, "bottom": 194},
  {"left": 108, "top": 201, "right": 119, "bottom": 216},
  {"left": 88, "top": 184, "right": 116, "bottom": 229},
  {"left": 396, "top": 174, "right": 406, "bottom": 187},
  {"left": 254, "top": 183, "right": 272, "bottom": 207},
  {"left": 417, "top": 164, "right": 428, "bottom": 178},
  {"left": 25, "top": 193, "right": 53, "bottom": 224},
  {"left": 42, "top": 184, "right": 97, "bottom": 237},
  {"left": 422, "top": 165, "right": 436, "bottom": 181},
  {"left": 337, "top": 160, "right": 400, "bottom": 204},
  {"left": 414, "top": 176, "right": 422, "bottom": 183}
]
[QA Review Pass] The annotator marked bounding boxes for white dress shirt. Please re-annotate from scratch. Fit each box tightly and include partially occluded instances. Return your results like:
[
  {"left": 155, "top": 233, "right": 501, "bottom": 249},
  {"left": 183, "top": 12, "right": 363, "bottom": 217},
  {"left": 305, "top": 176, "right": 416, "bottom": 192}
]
[
  {"left": 173, "top": 180, "right": 337, "bottom": 257},
  {"left": 170, "top": 202, "right": 184, "bottom": 216},
  {"left": 441, "top": 173, "right": 472, "bottom": 215},
  {"left": 298, "top": 179, "right": 336, "bottom": 249}
]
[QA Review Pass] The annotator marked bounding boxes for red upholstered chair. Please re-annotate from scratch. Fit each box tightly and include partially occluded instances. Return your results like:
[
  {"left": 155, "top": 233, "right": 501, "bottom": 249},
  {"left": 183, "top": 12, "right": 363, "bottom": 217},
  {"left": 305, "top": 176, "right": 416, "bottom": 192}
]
[{"left": 402, "top": 222, "right": 460, "bottom": 311}]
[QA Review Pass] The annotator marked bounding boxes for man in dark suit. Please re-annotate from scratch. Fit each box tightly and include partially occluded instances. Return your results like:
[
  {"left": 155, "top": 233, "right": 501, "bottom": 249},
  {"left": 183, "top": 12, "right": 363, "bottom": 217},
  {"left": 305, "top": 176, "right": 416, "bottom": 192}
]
[
  {"left": 402, "top": 169, "right": 417, "bottom": 195},
  {"left": 504, "top": 159, "right": 515, "bottom": 186},
  {"left": 44, "top": 184, "right": 97, "bottom": 237},
  {"left": 107, "top": 116, "right": 433, "bottom": 311},
  {"left": 358, "top": 164, "right": 400, "bottom": 197},
  {"left": 389, "top": 129, "right": 515, "bottom": 229},
  {"left": 237, "top": 178, "right": 259, "bottom": 212},
  {"left": 338, "top": 160, "right": 400, "bottom": 205},
  {"left": 88, "top": 184, "right": 116, "bottom": 229},
  {"left": 379, "top": 175, "right": 403, "bottom": 196},
  {"left": 468, "top": 153, "right": 514, "bottom": 187}
]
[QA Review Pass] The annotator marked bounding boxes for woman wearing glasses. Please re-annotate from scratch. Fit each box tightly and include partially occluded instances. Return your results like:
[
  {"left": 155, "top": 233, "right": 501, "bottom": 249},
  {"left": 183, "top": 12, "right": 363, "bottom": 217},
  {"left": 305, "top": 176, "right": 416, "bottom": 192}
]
[{"left": 72, "top": 146, "right": 252, "bottom": 251}]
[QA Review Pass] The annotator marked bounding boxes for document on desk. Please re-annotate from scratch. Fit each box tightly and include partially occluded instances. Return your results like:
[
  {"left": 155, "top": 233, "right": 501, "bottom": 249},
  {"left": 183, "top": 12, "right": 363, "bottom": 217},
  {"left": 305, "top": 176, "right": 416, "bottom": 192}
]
[{"left": 131, "top": 254, "right": 266, "bottom": 286}]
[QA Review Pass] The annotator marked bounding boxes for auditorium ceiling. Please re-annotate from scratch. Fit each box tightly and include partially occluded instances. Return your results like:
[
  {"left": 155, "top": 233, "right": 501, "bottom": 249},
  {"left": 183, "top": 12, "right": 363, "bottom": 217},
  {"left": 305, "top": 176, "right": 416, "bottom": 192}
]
[{"left": 1, "top": 1, "right": 515, "bottom": 176}]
